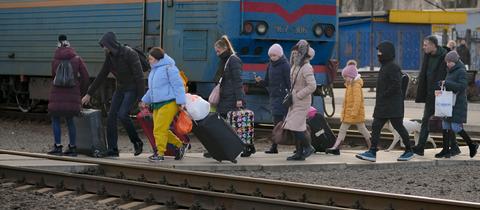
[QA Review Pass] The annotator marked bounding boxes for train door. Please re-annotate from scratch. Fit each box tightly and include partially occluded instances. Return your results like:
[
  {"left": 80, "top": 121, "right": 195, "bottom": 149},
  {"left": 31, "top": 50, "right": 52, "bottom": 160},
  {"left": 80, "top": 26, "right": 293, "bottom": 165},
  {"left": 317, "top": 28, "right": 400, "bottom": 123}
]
[
  {"left": 161, "top": 0, "right": 220, "bottom": 92},
  {"left": 144, "top": 1, "right": 163, "bottom": 51}
]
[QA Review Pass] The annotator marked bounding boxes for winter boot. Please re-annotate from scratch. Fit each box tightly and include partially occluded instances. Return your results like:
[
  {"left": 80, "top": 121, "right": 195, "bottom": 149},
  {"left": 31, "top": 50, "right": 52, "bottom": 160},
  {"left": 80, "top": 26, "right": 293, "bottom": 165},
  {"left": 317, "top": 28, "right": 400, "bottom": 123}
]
[
  {"left": 133, "top": 141, "right": 144, "bottom": 156},
  {"left": 248, "top": 144, "right": 256, "bottom": 154},
  {"left": 47, "top": 144, "right": 63, "bottom": 156},
  {"left": 265, "top": 143, "right": 278, "bottom": 154},
  {"left": 240, "top": 146, "right": 252, "bottom": 157},
  {"left": 435, "top": 130, "right": 451, "bottom": 158},
  {"left": 449, "top": 132, "right": 461, "bottom": 157},
  {"left": 458, "top": 130, "right": 479, "bottom": 158},
  {"left": 287, "top": 141, "right": 305, "bottom": 161},
  {"left": 63, "top": 145, "right": 77, "bottom": 157},
  {"left": 302, "top": 140, "right": 315, "bottom": 159}
]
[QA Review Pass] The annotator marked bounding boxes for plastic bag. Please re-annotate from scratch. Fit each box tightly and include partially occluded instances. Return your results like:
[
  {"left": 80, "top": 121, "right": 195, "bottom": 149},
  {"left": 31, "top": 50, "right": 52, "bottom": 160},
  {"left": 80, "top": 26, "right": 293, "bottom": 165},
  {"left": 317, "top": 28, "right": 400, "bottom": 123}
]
[
  {"left": 434, "top": 87, "right": 455, "bottom": 117},
  {"left": 185, "top": 93, "right": 210, "bottom": 121},
  {"left": 174, "top": 109, "right": 192, "bottom": 135}
]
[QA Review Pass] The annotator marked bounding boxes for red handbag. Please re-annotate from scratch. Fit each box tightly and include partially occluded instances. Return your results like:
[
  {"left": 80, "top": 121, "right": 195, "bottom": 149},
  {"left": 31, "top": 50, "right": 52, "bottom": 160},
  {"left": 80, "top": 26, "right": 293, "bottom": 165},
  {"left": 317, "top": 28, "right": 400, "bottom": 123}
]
[{"left": 174, "top": 109, "right": 192, "bottom": 135}]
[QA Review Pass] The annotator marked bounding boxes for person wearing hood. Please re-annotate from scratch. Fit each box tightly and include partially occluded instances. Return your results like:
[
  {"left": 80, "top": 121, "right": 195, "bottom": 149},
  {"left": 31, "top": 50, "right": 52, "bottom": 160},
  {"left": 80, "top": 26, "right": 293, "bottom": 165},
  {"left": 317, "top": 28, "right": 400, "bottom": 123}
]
[
  {"left": 435, "top": 51, "right": 478, "bottom": 158},
  {"left": 255, "top": 43, "right": 291, "bottom": 154},
  {"left": 283, "top": 40, "right": 316, "bottom": 161},
  {"left": 326, "top": 61, "right": 371, "bottom": 155},
  {"left": 413, "top": 36, "right": 460, "bottom": 156},
  {"left": 139, "top": 47, "right": 189, "bottom": 162},
  {"left": 81, "top": 32, "right": 145, "bottom": 157},
  {"left": 47, "top": 35, "right": 90, "bottom": 156},
  {"left": 356, "top": 41, "right": 414, "bottom": 162}
]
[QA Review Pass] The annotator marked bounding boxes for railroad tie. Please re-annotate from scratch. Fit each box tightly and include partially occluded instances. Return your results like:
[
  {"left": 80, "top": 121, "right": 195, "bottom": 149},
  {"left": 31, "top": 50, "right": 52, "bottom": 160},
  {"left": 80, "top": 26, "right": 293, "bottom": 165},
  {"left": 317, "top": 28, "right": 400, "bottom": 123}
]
[
  {"left": 36, "top": 187, "right": 55, "bottom": 193},
  {"left": 97, "top": 197, "right": 121, "bottom": 205},
  {"left": 138, "top": 205, "right": 167, "bottom": 210},
  {"left": 74, "top": 193, "right": 98, "bottom": 200},
  {"left": 118, "top": 201, "right": 147, "bottom": 210},
  {"left": 53, "top": 190, "right": 74, "bottom": 198},
  {"left": 14, "top": 184, "right": 34, "bottom": 191}
]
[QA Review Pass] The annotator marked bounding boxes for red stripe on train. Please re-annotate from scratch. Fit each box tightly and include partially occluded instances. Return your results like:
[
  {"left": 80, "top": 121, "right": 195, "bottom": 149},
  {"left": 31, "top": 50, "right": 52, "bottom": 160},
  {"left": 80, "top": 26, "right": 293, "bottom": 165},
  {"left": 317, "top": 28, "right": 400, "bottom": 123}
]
[
  {"left": 243, "top": 64, "right": 327, "bottom": 73},
  {"left": 243, "top": 2, "right": 336, "bottom": 24}
]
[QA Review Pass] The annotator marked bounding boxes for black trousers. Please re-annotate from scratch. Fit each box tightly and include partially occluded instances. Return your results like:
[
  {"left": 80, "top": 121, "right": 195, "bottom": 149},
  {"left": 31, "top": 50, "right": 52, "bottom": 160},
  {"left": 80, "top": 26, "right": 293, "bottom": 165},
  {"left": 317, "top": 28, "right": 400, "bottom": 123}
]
[{"left": 371, "top": 117, "right": 412, "bottom": 151}]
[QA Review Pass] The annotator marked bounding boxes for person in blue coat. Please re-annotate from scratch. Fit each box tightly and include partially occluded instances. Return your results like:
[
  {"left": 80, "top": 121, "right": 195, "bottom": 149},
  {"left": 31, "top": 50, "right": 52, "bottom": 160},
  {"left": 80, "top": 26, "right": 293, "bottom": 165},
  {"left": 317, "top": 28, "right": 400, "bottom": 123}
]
[
  {"left": 436, "top": 50, "right": 478, "bottom": 158},
  {"left": 139, "top": 47, "right": 189, "bottom": 162},
  {"left": 255, "top": 44, "right": 291, "bottom": 154}
]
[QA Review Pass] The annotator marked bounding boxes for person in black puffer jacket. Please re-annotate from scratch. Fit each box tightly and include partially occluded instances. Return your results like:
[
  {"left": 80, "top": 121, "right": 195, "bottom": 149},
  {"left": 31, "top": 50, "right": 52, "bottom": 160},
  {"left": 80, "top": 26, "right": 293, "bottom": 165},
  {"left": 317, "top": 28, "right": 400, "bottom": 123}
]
[
  {"left": 81, "top": 32, "right": 145, "bottom": 157},
  {"left": 356, "top": 41, "right": 414, "bottom": 162},
  {"left": 255, "top": 43, "right": 291, "bottom": 154}
]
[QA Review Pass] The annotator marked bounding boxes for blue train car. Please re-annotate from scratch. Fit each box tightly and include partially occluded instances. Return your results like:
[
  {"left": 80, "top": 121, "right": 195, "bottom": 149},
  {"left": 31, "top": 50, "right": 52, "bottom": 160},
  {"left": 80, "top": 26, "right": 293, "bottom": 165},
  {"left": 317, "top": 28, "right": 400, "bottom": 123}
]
[
  {"left": 338, "top": 16, "right": 431, "bottom": 71},
  {"left": 0, "top": 0, "right": 337, "bottom": 122}
]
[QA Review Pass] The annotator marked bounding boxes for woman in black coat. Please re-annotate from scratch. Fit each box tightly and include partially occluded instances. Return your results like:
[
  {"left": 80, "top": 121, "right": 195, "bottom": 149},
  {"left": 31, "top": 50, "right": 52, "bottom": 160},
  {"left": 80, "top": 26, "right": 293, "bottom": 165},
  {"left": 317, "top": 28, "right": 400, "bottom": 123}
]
[
  {"left": 214, "top": 35, "right": 245, "bottom": 115},
  {"left": 436, "top": 51, "right": 478, "bottom": 158},
  {"left": 255, "top": 43, "right": 291, "bottom": 153}
]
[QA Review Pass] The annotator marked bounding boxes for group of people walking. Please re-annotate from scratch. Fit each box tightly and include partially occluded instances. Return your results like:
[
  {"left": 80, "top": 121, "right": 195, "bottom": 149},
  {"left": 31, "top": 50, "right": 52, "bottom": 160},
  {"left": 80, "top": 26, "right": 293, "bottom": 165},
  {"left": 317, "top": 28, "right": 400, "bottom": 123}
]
[{"left": 46, "top": 32, "right": 477, "bottom": 163}]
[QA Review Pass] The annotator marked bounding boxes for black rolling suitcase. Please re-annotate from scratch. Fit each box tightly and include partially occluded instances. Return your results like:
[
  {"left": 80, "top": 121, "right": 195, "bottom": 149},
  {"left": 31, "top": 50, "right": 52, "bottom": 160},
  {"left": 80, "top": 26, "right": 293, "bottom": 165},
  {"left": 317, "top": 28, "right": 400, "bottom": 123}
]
[
  {"left": 74, "top": 109, "right": 107, "bottom": 157},
  {"left": 192, "top": 113, "right": 243, "bottom": 163},
  {"left": 307, "top": 113, "right": 336, "bottom": 152}
]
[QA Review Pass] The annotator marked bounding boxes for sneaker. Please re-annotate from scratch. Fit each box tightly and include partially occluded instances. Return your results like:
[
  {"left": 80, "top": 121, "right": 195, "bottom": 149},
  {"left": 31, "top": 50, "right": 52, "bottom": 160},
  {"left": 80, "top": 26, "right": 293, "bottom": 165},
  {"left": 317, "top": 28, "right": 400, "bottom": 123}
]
[
  {"left": 412, "top": 146, "right": 424, "bottom": 156},
  {"left": 355, "top": 150, "right": 376, "bottom": 162},
  {"left": 286, "top": 153, "right": 305, "bottom": 161},
  {"left": 450, "top": 146, "right": 461, "bottom": 157},
  {"left": 62, "top": 145, "right": 77, "bottom": 157},
  {"left": 133, "top": 141, "right": 144, "bottom": 156},
  {"left": 397, "top": 151, "right": 414, "bottom": 161},
  {"left": 148, "top": 154, "right": 164, "bottom": 162},
  {"left": 47, "top": 144, "right": 63, "bottom": 156},
  {"left": 175, "top": 144, "right": 189, "bottom": 160}
]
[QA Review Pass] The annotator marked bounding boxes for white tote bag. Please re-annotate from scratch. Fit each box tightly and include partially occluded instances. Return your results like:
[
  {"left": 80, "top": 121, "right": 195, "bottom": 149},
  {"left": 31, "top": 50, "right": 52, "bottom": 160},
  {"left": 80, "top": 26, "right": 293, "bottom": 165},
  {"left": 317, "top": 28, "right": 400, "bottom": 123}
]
[
  {"left": 186, "top": 93, "right": 210, "bottom": 121},
  {"left": 434, "top": 87, "right": 455, "bottom": 117}
]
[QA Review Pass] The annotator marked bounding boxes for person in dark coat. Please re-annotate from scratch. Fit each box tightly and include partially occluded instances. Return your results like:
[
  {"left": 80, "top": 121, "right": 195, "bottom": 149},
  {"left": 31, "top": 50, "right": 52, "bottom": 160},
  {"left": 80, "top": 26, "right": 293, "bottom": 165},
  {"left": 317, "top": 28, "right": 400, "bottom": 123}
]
[
  {"left": 81, "top": 32, "right": 145, "bottom": 157},
  {"left": 413, "top": 35, "right": 461, "bottom": 156},
  {"left": 47, "top": 35, "right": 90, "bottom": 156},
  {"left": 255, "top": 43, "right": 291, "bottom": 154},
  {"left": 456, "top": 39, "right": 471, "bottom": 67},
  {"left": 203, "top": 35, "right": 248, "bottom": 158},
  {"left": 214, "top": 35, "right": 245, "bottom": 115},
  {"left": 436, "top": 51, "right": 478, "bottom": 158},
  {"left": 356, "top": 41, "right": 414, "bottom": 162}
]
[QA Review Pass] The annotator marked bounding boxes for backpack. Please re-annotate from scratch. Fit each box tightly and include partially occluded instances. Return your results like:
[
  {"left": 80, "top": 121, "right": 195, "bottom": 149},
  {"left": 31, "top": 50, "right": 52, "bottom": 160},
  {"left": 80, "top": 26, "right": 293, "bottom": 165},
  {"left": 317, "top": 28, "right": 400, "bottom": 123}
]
[
  {"left": 53, "top": 58, "right": 76, "bottom": 87},
  {"left": 125, "top": 45, "right": 150, "bottom": 72},
  {"left": 401, "top": 73, "right": 409, "bottom": 99}
]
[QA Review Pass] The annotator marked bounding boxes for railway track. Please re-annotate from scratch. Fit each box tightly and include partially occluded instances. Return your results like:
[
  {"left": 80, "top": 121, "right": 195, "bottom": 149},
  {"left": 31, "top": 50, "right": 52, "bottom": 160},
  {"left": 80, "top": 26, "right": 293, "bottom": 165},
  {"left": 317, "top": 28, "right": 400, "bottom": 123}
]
[{"left": 1, "top": 149, "right": 479, "bottom": 210}]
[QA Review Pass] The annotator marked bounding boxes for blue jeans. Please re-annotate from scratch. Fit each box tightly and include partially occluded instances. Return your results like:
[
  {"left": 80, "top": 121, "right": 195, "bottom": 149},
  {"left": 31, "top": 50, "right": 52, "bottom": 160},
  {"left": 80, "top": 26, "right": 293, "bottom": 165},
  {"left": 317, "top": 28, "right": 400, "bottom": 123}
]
[
  {"left": 107, "top": 90, "right": 142, "bottom": 151},
  {"left": 442, "top": 121, "right": 463, "bottom": 133},
  {"left": 52, "top": 116, "right": 76, "bottom": 146}
]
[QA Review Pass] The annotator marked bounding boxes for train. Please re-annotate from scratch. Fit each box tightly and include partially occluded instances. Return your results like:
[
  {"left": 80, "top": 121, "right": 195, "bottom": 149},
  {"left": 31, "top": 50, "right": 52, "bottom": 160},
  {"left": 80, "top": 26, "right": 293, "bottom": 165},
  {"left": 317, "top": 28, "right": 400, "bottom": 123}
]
[{"left": 0, "top": 0, "right": 338, "bottom": 123}]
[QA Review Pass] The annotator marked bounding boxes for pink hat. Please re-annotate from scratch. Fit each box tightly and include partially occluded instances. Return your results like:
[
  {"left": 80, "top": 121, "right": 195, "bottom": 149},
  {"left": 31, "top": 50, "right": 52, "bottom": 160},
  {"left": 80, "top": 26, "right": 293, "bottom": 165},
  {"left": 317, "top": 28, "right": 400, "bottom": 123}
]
[
  {"left": 342, "top": 64, "right": 358, "bottom": 79},
  {"left": 268, "top": 44, "right": 283, "bottom": 57},
  {"left": 307, "top": 47, "right": 315, "bottom": 59}
]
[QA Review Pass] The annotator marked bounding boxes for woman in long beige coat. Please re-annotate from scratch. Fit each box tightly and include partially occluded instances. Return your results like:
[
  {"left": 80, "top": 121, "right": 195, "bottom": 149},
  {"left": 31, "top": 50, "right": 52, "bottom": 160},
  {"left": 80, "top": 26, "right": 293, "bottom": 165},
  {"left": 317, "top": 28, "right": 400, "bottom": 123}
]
[{"left": 283, "top": 40, "right": 317, "bottom": 161}]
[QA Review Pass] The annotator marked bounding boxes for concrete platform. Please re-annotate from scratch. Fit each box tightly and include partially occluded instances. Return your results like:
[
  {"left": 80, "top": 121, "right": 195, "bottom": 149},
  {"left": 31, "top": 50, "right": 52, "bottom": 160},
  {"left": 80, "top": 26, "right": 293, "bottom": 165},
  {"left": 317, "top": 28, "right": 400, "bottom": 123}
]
[
  {"left": 0, "top": 154, "right": 98, "bottom": 173},
  {"left": 72, "top": 146, "right": 480, "bottom": 172}
]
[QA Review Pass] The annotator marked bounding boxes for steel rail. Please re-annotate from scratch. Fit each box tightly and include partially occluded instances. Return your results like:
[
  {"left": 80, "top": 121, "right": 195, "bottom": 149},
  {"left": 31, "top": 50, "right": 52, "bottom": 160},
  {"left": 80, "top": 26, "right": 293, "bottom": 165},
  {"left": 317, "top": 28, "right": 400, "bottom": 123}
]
[
  {"left": 0, "top": 164, "right": 343, "bottom": 210},
  {"left": 1, "top": 149, "right": 479, "bottom": 210}
]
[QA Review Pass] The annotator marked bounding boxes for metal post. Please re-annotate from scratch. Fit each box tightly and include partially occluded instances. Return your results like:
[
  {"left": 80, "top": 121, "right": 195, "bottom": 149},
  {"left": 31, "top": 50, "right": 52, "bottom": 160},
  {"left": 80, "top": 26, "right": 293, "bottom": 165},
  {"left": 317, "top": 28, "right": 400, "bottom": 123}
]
[{"left": 369, "top": 0, "right": 375, "bottom": 92}]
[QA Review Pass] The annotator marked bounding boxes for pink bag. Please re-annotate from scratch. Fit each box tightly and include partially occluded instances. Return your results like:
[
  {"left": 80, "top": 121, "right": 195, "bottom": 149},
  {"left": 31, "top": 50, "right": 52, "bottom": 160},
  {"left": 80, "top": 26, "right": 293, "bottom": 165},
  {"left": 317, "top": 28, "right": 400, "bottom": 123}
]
[
  {"left": 307, "top": 106, "right": 317, "bottom": 119},
  {"left": 208, "top": 84, "right": 220, "bottom": 106}
]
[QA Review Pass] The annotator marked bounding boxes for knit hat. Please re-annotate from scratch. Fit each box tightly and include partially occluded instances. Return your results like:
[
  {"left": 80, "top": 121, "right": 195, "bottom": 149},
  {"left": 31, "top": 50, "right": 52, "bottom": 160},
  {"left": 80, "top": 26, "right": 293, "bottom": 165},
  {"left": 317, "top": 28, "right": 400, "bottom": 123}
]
[
  {"left": 445, "top": 50, "right": 459, "bottom": 63},
  {"left": 149, "top": 47, "right": 164, "bottom": 60},
  {"left": 342, "top": 64, "right": 358, "bottom": 79},
  {"left": 268, "top": 44, "right": 283, "bottom": 57},
  {"left": 58, "top": 34, "right": 67, "bottom": 42}
]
